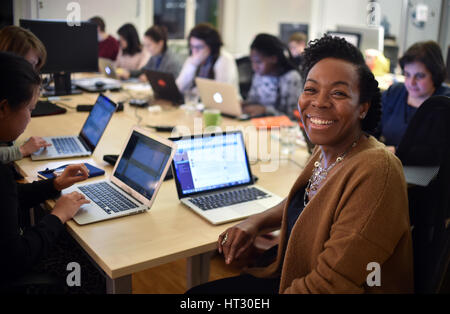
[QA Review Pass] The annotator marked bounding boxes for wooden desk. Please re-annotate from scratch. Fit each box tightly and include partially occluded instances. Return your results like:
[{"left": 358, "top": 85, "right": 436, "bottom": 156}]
[{"left": 16, "top": 91, "right": 309, "bottom": 293}]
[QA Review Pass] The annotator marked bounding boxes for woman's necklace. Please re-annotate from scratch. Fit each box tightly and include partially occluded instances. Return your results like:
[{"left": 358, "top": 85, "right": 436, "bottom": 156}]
[{"left": 304, "top": 135, "right": 362, "bottom": 206}]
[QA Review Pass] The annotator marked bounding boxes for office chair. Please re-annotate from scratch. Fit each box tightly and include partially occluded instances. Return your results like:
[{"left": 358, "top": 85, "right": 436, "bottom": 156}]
[
  {"left": 235, "top": 56, "right": 254, "bottom": 99},
  {"left": 397, "top": 96, "right": 450, "bottom": 293},
  {"left": 408, "top": 146, "right": 450, "bottom": 293},
  {"left": 396, "top": 96, "right": 450, "bottom": 166}
]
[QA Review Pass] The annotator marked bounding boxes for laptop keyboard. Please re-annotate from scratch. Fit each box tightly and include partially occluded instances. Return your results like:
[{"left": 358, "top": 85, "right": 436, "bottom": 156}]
[
  {"left": 53, "top": 137, "right": 84, "bottom": 154},
  {"left": 189, "top": 187, "right": 271, "bottom": 211},
  {"left": 79, "top": 182, "right": 139, "bottom": 215}
]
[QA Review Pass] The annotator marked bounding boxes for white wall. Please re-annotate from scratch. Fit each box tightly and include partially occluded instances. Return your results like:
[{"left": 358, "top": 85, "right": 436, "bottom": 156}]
[
  {"left": 221, "top": 0, "right": 312, "bottom": 55},
  {"left": 18, "top": 0, "right": 152, "bottom": 39}
]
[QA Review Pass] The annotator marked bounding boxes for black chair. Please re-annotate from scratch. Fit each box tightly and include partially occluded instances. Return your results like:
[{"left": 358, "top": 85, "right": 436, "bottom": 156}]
[
  {"left": 235, "top": 56, "right": 254, "bottom": 99},
  {"left": 408, "top": 147, "right": 450, "bottom": 293},
  {"left": 396, "top": 96, "right": 450, "bottom": 166},
  {"left": 397, "top": 96, "right": 450, "bottom": 293}
]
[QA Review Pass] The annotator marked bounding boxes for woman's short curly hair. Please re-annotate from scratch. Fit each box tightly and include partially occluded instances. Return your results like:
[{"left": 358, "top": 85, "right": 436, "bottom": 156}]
[{"left": 300, "top": 34, "right": 381, "bottom": 134}]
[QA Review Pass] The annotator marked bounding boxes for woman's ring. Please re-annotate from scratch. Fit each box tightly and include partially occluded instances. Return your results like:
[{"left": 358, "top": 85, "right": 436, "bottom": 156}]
[{"left": 221, "top": 232, "right": 228, "bottom": 245}]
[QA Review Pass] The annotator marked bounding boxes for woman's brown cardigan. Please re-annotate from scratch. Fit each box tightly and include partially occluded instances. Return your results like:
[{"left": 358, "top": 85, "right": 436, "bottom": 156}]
[{"left": 247, "top": 136, "right": 414, "bottom": 293}]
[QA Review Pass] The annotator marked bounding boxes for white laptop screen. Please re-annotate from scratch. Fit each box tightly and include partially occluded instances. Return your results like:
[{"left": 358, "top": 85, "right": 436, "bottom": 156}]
[
  {"left": 79, "top": 94, "right": 116, "bottom": 150},
  {"left": 172, "top": 132, "right": 252, "bottom": 197},
  {"left": 113, "top": 131, "right": 172, "bottom": 200}
]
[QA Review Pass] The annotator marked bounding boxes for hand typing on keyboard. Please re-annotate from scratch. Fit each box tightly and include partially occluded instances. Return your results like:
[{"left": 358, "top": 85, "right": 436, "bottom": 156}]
[{"left": 53, "top": 164, "right": 90, "bottom": 191}]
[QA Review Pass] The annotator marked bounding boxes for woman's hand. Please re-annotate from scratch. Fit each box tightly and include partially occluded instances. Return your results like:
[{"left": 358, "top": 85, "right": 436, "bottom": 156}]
[
  {"left": 116, "top": 68, "right": 130, "bottom": 80},
  {"left": 218, "top": 219, "right": 259, "bottom": 265},
  {"left": 242, "top": 104, "right": 267, "bottom": 117},
  {"left": 51, "top": 191, "right": 90, "bottom": 224},
  {"left": 20, "top": 136, "right": 52, "bottom": 156},
  {"left": 190, "top": 49, "right": 210, "bottom": 67},
  {"left": 53, "top": 164, "right": 89, "bottom": 191}
]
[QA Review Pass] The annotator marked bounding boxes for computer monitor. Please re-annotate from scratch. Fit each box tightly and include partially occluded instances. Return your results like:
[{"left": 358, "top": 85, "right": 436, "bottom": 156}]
[
  {"left": 20, "top": 19, "right": 98, "bottom": 96},
  {"left": 327, "top": 31, "right": 361, "bottom": 49},
  {"left": 337, "top": 25, "right": 384, "bottom": 52}
]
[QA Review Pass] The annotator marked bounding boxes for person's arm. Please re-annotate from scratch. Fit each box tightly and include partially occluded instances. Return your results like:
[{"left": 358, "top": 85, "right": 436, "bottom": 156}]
[
  {"left": 0, "top": 165, "right": 64, "bottom": 281},
  {"left": 218, "top": 199, "right": 286, "bottom": 264},
  {"left": 175, "top": 57, "right": 198, "bottom": 93},
  {"left": 283, "top": 153, "right": 410, "bottom": 293},
  {"left": 0, "top": 146, "right": 22, "bottom": 163},
  {"left": 276, "top": 71, "right": 303, "bottom": 119}
]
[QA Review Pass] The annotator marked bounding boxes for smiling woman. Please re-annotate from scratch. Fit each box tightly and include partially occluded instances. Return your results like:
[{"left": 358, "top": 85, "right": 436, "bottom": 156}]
[{"left": 187, "top": 35, "right": 414, "bottom": 294}]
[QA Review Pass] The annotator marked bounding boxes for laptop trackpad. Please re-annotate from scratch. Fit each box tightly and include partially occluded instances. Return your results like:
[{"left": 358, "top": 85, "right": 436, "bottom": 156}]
[{"left": 229, "top": 202, "right": 265, "bottom": 215}]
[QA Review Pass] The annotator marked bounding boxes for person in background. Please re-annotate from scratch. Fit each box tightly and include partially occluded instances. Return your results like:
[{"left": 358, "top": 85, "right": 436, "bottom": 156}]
[
  {"left": 0, "top": 52, "right": 90, "bottom": 291},
  {"left": 242, "top": 33, "right": 302, "bottom": 119},
  {"left": 115, "top": 23, "right": 150, "bottom": 75},
  {"left": 187, "top": 35, "right": 413, "bottom": 294},
  {"left": 0, "top": 25, "right": 51, "bottom": 163},
  {"left": 379, "top": 41, "right": 450, "bottom": 153},
  {"left": 176, "top": 23, "right": 239, "bottom": 97},
  {"left": 89, "top": 16, "right": 120, "bottom": 61},
  {"left": 116, "top": 25, "right": 182, "bottom": 81},
  {"left": 288, "top": 32, "right": 307, "bottom": 68}
]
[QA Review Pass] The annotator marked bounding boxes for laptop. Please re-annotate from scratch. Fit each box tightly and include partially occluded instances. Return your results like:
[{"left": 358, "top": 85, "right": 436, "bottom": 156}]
[
  {"left": 31, "top": 94, "right": 117, "bottom": 161},
  {"left": 195, "top": 77, "right": 249, "bottom": 120},
  {"left": 99, "top": 57, "right": 117, "bottom": 78},
  {"left": 170, "top": 131, "right": 283, "bottom": 225},
  {"left": 144, "top": 70, "right": 184, "bottom": 105},
  {"left": 63, "top": 126, "right": 176, "bottom": 225}
]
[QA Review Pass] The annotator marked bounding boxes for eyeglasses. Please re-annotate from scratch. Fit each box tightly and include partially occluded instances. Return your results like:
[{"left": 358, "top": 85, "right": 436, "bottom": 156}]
[{"left": 190, "top": 44, "right": 206, "bottom": 51}]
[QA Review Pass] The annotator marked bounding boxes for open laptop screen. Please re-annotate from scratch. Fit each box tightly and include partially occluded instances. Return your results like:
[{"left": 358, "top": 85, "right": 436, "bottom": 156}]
[
  {"left": 172, "top": 132, "right": 252, "bottom": 197},
  {"left": 113, "top": 131, "right": 172, "bottom": 200},
  {"left": 79, "top": 94, "right": 116, "bottom": 151}
]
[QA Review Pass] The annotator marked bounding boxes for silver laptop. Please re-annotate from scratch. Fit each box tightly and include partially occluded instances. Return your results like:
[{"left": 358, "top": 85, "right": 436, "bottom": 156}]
[
  {"left": 63, "top": 126, "right": 176, "bottom": 225},
  {"left": 31, "top": 94, "right": 117, "bottom": 161},
  {"left": 170, "top": 131, "right": 282, "bottom": 225},
  {"left": 99, "top": 57, "right": 117, "bottom": 78},
  {"left": 195, "top": 77, "right": 249, "bottom": 120}
]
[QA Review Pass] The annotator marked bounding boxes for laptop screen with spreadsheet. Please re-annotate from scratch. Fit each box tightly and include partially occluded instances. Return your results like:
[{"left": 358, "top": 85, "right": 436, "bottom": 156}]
[{"left": 171, "top": 132, "right": 253, "bottom": 198}]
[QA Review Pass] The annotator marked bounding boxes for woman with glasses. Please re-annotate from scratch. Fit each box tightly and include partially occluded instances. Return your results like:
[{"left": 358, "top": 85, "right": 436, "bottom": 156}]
[{"left": 176, "top": 23, "right": 239, "bottom": 97}]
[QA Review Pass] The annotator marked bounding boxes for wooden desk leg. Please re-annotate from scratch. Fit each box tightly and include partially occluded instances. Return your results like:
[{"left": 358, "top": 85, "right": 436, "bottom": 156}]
[
  {"left": 186, "top": 251, "right": 214, "bottom": 289},
  {"left": 106, "top": 275, "right": 132, "bottom": 294}
]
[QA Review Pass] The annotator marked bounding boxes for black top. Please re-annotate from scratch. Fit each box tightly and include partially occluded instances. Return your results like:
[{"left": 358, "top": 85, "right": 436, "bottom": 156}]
[
  {"left": 0, "top": 162, "right": 64, "bottom": 285},
  {"left": 286, "top": 186, "right": 307, "bottom": 240}
]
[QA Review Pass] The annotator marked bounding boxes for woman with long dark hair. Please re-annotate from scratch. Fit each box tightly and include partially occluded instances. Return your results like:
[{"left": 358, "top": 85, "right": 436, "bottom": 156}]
[
  {"left": 176, "top": 23, "right": 239, "bottom": 96},
  {"left": 115, "top": 23, "right": 150, "bottom": 72}
]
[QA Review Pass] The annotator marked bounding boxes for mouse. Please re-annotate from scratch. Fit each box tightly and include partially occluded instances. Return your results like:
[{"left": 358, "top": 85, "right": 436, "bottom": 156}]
[{"left": 95, "top": 81, "right": 105, "bottom": 88}]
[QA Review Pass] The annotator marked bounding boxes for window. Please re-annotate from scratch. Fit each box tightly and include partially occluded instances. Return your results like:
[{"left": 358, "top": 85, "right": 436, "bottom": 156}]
[
  {"left": 154, "top": 0, "right": 186, "bottom": 39},
  {"left": 153, "top": 0, "right": 219, "bottom": 39},
  {"left": 195, "top": 0, "right": 219, "bottom": 28}
]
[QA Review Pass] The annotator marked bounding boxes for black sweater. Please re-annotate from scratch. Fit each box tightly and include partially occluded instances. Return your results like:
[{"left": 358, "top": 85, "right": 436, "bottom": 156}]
[{"left": 0, "top": 162, "right": 64, "bottom": 284}]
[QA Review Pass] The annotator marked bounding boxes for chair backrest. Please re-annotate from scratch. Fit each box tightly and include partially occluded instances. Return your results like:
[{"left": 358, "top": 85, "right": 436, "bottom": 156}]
[
  {"left": 235, "top": 56, "right": 253, "bottom": 99},
  {"left": 396, "top": 96, "right": 450, "bottom": 166},
  {"left": 408, "top": 145, "right": 450, "bottom": 293}
]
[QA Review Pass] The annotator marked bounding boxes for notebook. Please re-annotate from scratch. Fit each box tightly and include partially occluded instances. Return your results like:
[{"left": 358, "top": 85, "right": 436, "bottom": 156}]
[
  {"left": 170, "top": 131, "right": 283, "bottom": 225},
  {"left": 31, "top": 94, "right": 117, "bottom": 161},
  {"left": 251, "top": 115, "right": 295, "bottom": 129},
  {"left": 144, "top": 70, "right": 184, "bottom": 105},
  {"left": 195, "top": 77, "right": 249, "bottom": 120},
  {"left": 38, "top": 163, "right": 105, "bottom": 180},
  {"left": 63, "top": 126, "right": 176, "bottom": 225}
]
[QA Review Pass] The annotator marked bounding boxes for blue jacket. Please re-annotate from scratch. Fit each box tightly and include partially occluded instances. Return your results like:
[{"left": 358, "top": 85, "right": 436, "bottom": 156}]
[{"left": 380, "top": 83, "right": 450, "bottom": 147}]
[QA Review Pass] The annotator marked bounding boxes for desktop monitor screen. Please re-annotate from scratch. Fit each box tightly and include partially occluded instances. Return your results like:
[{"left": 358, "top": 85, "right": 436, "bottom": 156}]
[
  {"left": 327, "top": 31, "right": 361, "bottom": 49},
  {"left": 20, "top": 19, "right": 98, "bottom": 74}
]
